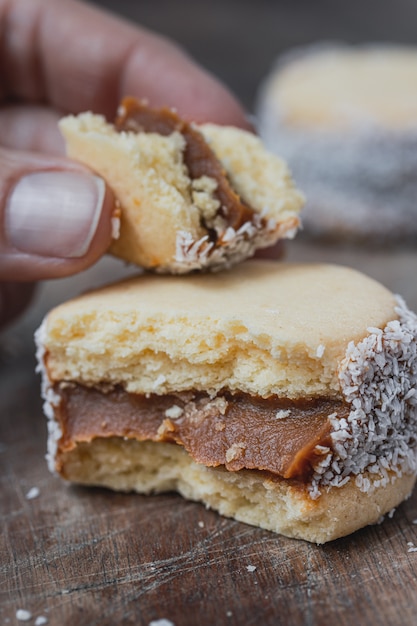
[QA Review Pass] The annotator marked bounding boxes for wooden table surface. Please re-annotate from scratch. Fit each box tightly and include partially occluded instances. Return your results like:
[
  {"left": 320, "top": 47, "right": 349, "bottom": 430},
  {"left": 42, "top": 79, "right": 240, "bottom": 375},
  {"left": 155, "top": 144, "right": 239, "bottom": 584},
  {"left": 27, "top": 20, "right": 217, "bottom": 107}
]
[{"left": 3, "top": 1, "right": 417, "bottom": 624}]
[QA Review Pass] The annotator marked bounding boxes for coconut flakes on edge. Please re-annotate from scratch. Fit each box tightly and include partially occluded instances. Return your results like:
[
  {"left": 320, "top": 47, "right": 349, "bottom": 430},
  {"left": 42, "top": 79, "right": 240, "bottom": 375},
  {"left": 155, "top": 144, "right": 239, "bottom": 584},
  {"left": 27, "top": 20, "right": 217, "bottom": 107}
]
[{"left": 309, "top": 296, "right": 417, "bottom": 498}]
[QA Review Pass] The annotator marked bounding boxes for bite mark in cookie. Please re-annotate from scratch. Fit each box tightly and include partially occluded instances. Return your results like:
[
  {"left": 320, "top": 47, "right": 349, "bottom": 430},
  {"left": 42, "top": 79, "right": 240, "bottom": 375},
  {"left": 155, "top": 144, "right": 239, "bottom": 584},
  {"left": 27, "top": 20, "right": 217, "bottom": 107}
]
[{"left": 35, "top": 261, "right": 417, "bottom": 542}]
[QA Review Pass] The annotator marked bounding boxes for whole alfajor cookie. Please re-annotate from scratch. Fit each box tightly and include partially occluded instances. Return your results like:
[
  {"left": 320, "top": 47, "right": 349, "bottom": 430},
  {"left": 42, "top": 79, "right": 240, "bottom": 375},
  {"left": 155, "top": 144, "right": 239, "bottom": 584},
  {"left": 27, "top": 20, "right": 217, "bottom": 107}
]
[
  {"left": 257, "top": 43, "right": 417, "bottom": 242},
  {"left": 60, "top": 98, "right": 303, "bottom": 272},
  {"left": 35, "top": 261, "right": 417, "bottom": 543}
]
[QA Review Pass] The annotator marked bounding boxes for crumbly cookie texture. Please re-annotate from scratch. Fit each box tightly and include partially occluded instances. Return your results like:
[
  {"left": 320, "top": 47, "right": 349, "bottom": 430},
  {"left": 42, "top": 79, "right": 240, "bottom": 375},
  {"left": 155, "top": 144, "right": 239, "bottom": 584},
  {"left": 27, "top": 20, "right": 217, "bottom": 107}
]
[
  {"left": 59, "top": 112, "right": 303, "bottom": 272},
  {"left": 34, "top": 262, "right": 397, "bottom": 399},
  {"left": 55, "top": 438, "right": 416, "bottom": 544},
  {"left": 257, "top": 43, "right": 417, "bottom": 241}
]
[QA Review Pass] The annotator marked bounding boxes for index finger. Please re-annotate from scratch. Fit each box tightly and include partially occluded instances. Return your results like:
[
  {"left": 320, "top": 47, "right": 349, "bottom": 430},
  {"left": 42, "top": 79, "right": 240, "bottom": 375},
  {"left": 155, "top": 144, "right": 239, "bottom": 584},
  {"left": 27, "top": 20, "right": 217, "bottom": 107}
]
[{"left": 1, "top": 0, "right": 250, "bottom": 127}]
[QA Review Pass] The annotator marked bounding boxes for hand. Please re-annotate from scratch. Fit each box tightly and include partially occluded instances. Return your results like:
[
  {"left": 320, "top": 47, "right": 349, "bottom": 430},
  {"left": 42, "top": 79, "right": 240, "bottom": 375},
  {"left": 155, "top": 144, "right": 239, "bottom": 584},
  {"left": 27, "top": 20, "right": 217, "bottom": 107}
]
[{"left": 0, "top": 0, "right": 249, "bottom": 328}]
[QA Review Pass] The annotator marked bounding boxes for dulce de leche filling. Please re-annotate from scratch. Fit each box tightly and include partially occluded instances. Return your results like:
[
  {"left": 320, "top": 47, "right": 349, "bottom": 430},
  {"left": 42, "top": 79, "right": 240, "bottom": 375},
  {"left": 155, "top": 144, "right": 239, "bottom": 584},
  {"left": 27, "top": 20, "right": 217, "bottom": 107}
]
[
  {"left": 115, "top": 97, "right": 256, "bottom": 233},
  {"left": 54, "top": 384, "right": 348, "bottom": 481}
]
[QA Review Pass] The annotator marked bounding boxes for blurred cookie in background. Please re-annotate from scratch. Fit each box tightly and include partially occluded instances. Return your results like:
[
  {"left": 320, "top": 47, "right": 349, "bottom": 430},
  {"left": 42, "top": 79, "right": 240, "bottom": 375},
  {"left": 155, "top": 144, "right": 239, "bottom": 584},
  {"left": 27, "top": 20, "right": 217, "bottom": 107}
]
[{"left": 257, "top": 43, "right": 417, "bottom": 244}]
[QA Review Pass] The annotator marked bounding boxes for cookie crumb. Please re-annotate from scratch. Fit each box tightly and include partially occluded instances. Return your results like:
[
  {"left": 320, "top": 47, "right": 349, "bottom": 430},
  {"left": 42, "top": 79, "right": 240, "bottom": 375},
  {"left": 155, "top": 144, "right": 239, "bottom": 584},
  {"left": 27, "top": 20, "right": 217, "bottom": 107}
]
[
  {"left": 35, "top": 617, "right": 48, "bottom": 625},
  {"left": 165, "top": 405, "right": 183, "bottom": 420},
  {"left": 275, "top": 409, "right": 291, "bottom": 419},
  {"left": 16, "top": 610, "right": 32, "bottom": 622},
  {"left": 226, "top": 442, "right": 246, "bottom": 462},
  {"left": 157, "top": 420, "right": 175, "bottom": 437},
  {"left": 198, "top": 521, "right": 204, "bottom": 528},
  {"left": 153, "top": 374, "right": 166, "bottom": 389},
  {"left": 246, "top": 565, "right": 257, "bottom": 572},
  {"left": 111, "top": 210, "right": 121, "bottom": 240},
  {"left": 25, "top": 487, "right": 40, "bottom": 500}
]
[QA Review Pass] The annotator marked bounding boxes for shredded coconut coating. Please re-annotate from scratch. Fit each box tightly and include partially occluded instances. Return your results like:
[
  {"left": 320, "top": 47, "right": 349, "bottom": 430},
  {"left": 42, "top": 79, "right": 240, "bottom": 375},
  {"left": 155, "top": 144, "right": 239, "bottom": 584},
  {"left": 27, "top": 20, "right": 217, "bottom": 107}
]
[
  {"left": 170, "top": 212, "right": 297, "bottom": 274},
  {"left": 35, "top": 320, "right": 63, "bottom": 473},
  {"left": 258, "top": 122, "right": 417, "bottom": 241},
  {"left": 310, "top": 296, "right": 417, "bottom": 498}
]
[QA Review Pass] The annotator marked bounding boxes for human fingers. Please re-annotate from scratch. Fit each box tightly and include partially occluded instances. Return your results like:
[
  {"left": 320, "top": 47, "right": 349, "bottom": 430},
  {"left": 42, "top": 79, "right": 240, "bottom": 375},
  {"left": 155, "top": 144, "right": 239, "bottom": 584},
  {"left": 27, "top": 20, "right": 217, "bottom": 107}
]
[
  {"left": 0, "top": 105, "right": 64, "bottom": 155},
  {"left": 2, "top": 0, "right": 250, "bottom": 128},
  {"left": 0, "top": 146, "right": 116, "bottom": 281}
]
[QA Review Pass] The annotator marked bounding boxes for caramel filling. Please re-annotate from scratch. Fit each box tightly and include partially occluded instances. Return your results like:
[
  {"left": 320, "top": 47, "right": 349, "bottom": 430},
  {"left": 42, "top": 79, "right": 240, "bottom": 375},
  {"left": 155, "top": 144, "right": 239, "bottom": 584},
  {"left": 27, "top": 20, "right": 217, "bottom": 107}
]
[
  {"left": 54, "top": 384, "right": 348, "bottom": 481},
  {"left": 115, "top": 98, "right": 257, "bottom": 234}
]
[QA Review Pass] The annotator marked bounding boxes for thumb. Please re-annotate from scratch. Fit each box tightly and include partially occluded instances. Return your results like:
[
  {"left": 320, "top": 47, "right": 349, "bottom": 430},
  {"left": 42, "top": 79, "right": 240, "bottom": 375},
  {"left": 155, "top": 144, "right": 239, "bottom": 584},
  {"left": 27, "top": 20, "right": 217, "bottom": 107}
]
[{"left": 0, "top": 146, "right": 116, "bottom": 281}]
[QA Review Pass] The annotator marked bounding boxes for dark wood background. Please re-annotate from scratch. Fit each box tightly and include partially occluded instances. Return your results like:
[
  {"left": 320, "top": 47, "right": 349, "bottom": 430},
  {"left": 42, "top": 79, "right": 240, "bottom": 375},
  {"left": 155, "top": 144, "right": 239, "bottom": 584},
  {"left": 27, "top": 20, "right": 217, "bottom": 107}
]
[
  {"left": 2, "top": 1, "right": 417, "bottom": 624},
  {"left": 91, "top": 0, "right": 417, "bottom": 111}
]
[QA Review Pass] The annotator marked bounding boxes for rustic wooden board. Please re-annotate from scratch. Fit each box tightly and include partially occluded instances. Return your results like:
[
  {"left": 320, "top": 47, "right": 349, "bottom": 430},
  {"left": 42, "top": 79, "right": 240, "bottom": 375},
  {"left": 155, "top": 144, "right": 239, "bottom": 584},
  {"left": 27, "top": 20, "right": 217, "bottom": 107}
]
[{"left": 2, "top": 241, "right": 417, "bottom": 626}]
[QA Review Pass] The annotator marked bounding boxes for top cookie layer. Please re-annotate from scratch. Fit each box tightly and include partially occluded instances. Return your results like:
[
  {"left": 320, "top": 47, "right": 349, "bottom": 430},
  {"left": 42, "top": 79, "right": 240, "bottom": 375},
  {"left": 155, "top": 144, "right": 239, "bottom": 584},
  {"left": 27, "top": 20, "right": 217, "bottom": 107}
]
[{"left": 38, "top": 261, "right": 396, "bottom": 399}]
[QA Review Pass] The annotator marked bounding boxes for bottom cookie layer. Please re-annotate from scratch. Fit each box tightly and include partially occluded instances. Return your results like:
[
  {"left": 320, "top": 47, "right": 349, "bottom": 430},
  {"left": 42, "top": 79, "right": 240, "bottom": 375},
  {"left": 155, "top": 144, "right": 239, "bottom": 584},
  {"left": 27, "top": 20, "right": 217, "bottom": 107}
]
[{"left": 58, "top": 437, "right": 416, "bottom": 544}]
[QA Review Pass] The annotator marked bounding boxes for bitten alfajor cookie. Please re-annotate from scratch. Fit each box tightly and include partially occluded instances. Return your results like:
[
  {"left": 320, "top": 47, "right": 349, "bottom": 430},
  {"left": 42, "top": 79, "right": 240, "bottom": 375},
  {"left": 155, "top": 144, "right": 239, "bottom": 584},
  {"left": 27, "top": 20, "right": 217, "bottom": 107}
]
[
  {"left": 59, "top": 98, "right": 303, "bottom": 272},
  {"left": 257, "top": 43, "right": 417, "bottom": 242},
  {"left": 35, "top": 261, "right": 417, "bottom": 543}
]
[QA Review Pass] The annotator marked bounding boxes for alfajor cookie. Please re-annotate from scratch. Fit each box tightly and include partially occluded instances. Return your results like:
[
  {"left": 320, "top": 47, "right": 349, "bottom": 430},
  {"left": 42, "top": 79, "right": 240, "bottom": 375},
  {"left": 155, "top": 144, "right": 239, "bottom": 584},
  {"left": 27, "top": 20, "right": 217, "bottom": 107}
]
[
  {"left": 257, "top": 43, "right": 417, "bottom": 242},
  {"left": 35, "top": 261, "right": 417, "bottom": 543},
  {"left": 59, "top": 99, "right": 303, "bottom": 272}
]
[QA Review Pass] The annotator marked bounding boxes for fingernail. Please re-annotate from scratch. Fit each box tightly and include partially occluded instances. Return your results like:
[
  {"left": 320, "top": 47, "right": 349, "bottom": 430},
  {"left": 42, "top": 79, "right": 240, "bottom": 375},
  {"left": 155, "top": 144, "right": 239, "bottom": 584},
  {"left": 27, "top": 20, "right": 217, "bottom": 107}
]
[{"left": 5, "top": 171, "right": 106, "bottom": 258}]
